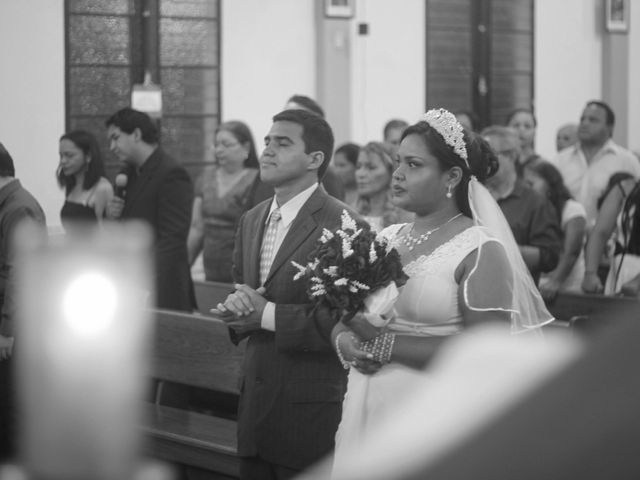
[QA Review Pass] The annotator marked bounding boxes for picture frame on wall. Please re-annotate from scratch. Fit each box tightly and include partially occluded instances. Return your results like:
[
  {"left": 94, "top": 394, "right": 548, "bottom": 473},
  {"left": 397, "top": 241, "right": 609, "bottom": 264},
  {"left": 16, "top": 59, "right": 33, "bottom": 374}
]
[
  {"left": 325, "top": 0, "right": 355, "bottom": 18},
  {"left": 605, "top": 0, "right": 629, "bottom": 33}
]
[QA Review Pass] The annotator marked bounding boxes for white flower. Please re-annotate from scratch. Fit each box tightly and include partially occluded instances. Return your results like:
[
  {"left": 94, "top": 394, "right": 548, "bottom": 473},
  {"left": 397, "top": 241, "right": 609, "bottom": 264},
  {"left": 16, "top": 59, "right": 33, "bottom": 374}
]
[
  {"left": 320, "top": 228, "right": 334, "bottom": 243},
  {"left": 311, "top": 276, "right": 323, "bottom": 284},
  {"left": 291, "top": 261, "right": 308, "bottom": 281},
  {"left": 349, "top": 228, "right": 363, "bottom": 241},
  {"left": 308, "top": 259, "right": 320, "bottom": 270},
  {"left": 311, "top": 288, "right": 327, "bottom": 297},
  {"left": 350, "top": 280, "right": 370, "bottom": 291},
  {"left": 323, "top": 266, "right": 339, "bottom": 277},
  {"left": 342, "top": 239, "right": 354, "bottom": 258},
  {"left": 341, "top": 210, "right": 357, "bottom": 232},
  {"left": 369, "top": 243, "right": 378, "bottom": 263},
  {"left": 334, "top": 278, "right": 348, "bottom": 286}
]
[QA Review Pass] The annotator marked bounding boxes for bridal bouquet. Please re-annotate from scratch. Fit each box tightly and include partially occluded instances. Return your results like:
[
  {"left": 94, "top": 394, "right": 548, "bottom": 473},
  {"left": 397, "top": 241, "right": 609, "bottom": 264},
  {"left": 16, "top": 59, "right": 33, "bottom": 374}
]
[{"left": 292, "top": 210, "right": 409, "bottom": 326}]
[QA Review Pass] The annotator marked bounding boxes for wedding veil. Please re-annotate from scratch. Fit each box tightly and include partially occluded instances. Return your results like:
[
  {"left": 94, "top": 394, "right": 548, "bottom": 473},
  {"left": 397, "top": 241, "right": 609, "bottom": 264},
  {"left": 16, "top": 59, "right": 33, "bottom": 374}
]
[{"left": 465, "top": 177, "right": 555, "bottom": 333}]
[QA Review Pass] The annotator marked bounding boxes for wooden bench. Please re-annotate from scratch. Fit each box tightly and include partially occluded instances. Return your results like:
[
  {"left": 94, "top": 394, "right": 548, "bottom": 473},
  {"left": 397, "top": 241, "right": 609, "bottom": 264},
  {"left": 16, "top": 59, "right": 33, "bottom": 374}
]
[
  {"left": 141, "top": 308, "right": 244, "bottom": 478},
  {"left": 194, "top": 280, "right": 234, "bottom": 317},
  {"left": 545, "top": 292, "right": 640, "bottom": 335}
]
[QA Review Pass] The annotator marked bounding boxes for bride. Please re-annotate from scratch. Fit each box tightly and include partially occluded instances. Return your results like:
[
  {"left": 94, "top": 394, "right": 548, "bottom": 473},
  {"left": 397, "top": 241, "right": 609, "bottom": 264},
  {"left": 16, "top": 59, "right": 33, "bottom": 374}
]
[{"left": 331, "top": 109, "right": 553, "bottom": 476}]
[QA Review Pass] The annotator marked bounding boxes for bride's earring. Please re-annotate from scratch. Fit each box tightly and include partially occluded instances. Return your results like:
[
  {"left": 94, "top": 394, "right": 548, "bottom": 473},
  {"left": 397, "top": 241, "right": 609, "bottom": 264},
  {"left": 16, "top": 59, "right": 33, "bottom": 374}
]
[{"left": 446, "top": 185, "right": 453, "bottom": 199}]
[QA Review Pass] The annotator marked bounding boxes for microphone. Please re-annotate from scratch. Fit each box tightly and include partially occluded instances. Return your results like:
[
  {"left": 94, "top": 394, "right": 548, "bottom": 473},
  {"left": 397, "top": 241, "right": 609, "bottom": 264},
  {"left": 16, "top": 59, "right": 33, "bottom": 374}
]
[{"left": 115, "top": 173, "right": 128, "bottom": 199}]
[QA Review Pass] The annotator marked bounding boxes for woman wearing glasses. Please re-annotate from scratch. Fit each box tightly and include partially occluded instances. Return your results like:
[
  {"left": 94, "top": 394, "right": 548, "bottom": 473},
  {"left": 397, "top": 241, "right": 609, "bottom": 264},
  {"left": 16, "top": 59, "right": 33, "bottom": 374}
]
[{"left": 188, "top": 120, "right": 260, "bottom": 282}]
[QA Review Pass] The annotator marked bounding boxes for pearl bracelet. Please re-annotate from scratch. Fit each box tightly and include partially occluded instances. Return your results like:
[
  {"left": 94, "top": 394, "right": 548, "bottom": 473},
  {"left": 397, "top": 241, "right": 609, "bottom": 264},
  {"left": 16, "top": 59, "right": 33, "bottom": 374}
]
[{"left": 335, "top": 331, "right": 354, "bottom": 370}]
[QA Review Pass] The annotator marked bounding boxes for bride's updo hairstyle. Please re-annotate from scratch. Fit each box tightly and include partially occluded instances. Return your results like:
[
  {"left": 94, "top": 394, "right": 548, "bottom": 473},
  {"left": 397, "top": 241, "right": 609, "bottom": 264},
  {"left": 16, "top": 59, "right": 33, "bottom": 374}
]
[{"left": 401, "top": 116, "right": 499, "bottom": 217}]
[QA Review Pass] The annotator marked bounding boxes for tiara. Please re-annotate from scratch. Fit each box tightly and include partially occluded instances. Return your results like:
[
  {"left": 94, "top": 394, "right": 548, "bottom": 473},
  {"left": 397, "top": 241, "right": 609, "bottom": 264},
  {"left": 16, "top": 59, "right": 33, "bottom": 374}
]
[{"left": 419, "top": 108, "right": 469, "bottom": 165}]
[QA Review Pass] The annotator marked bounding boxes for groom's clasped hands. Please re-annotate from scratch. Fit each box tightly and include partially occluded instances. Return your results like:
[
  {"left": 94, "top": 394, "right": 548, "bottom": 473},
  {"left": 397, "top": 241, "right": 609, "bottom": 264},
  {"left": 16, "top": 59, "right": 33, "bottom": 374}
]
[{"left": 212, "top": 284, "right": 267, "bottom": 335}]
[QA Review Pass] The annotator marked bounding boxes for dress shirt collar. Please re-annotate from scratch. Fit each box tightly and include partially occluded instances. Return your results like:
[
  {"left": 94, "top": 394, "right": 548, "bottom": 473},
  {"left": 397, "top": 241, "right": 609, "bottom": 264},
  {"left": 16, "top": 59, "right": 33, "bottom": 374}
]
[
  {"left": 267, "top": 183, "right": 319, "bottom": 228},
  {"left": 575, "top": 138, "right": 620, "bottom": 159}
]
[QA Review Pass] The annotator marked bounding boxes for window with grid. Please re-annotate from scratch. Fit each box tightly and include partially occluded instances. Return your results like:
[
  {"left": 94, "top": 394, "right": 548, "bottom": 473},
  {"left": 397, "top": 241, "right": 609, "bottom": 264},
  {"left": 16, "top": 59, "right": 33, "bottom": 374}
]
[
  {"left": 65, "top": 0, "right": 220, "bottom": 180},
  {"left": 425, "top": 0, "right": 534, "bottom": 129}
]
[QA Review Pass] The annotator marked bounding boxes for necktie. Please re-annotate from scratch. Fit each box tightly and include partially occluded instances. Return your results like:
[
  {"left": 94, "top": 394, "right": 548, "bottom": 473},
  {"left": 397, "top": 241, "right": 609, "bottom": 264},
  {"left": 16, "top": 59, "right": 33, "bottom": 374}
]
[{"left": 260, "top": 208, "right": 281, "bottom": 284}]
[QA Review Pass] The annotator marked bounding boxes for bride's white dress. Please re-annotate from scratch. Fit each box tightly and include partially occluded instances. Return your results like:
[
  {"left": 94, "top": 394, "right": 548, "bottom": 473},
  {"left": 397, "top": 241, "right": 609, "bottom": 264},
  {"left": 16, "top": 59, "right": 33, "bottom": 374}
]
[{"left": 332, "top": 224, "right": 499, "bottom": 476}]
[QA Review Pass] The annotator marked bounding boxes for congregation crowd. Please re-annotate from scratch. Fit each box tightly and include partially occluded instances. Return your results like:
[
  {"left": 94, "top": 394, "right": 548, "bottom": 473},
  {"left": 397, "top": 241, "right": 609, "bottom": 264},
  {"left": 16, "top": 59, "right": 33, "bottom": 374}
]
[{"left": 0, "top": 93, "right": 639, "bottom": 479}]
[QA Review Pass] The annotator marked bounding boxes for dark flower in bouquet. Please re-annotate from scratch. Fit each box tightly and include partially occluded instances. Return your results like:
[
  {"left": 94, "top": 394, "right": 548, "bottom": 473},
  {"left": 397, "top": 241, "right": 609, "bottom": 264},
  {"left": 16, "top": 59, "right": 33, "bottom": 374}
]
[{"left": 292, "top": 210, "right": 409, "bottom": 324}]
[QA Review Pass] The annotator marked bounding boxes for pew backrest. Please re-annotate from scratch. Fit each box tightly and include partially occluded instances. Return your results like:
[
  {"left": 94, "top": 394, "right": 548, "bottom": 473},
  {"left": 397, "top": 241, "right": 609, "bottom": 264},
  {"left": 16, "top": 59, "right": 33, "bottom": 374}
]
[
  {"left": 151, "top": 308, "right": 243, "bottom": 395},
  {"left": 546, "top": 292, "right": 640, "bottom": 333},
  {"left": 144, "top": 308, "right": 242, "bottom": 477}
]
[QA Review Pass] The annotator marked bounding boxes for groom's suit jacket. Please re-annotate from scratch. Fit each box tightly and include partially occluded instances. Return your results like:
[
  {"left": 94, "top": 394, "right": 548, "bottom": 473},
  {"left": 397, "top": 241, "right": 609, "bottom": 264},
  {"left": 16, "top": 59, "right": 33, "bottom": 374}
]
[{"left": 231, "top": 186, "right": 363, "bottom": 470}]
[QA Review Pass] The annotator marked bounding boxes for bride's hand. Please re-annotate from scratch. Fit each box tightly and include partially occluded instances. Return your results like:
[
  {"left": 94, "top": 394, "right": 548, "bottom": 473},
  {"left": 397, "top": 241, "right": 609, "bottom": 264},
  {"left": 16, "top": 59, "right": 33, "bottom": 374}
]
[
  {"left": 347, "top": 312, "right": 384, "bottom": 341},
  {"left": 336, "top": 332, "right": 382, "bottom": 375}
]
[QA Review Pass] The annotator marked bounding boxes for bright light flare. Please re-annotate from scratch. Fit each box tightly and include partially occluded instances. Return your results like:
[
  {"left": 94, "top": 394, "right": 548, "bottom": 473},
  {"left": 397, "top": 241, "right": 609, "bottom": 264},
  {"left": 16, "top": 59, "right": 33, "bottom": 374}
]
[{"left": 62, "top": 272, "right": 118, "bottom": 337}]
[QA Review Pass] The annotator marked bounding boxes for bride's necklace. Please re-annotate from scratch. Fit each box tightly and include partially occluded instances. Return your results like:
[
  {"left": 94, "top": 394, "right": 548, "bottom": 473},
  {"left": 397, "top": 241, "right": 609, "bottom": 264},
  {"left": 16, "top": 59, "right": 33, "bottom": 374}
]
[{"left": 398, "top": 213, "right": 462, "bottom": 251}]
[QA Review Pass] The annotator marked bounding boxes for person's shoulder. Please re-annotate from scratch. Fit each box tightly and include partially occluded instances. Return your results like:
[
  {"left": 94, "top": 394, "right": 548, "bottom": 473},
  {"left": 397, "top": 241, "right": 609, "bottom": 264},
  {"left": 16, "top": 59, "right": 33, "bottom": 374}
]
[
  {"left": 322, "top": 194, "right": 365, "bottom": 224},
  {"left": 473, "top": 226, "right": 508, "bottom": 257},
  {"left": 12, "top": 182, "right": 41, "bottom": 206},
  {"left": 5, "top": 185, "right": 45, "bottom": 223},
  {"left": 563, "top": 198, "right": 586, "bottom": 219},
  {"left": 162, "top": 158, "right": 191, "bottom": 183},
  {"left": 95, "top": 177, "right": 114, "bottom": 194},
  {"left": 620, "top": 177, "right": 639, "bottom": 195},
  {"left": 154, "top": 148, "right": 186, "bottom": 171},
  {"left": 551, "top": 144, "right": 578, "bottom": 164},
  {"left": 518, "top": 181, "right": 548, "bottom": 205},
  {"left": 244, "top": 196, "right": 271, "bottom": 219}
]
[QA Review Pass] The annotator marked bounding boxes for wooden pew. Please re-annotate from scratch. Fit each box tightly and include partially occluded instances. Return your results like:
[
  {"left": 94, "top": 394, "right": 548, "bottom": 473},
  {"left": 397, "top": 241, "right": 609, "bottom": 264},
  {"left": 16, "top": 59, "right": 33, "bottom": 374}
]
[
  {"left": 141, "top": 308, "right": 244, "bottom": 478},
  {"left": 194, "top": 280, "right": 234, "bottom": 317},
  {"left": 545, "top": 292, "right": 640, "bottom": 335}
]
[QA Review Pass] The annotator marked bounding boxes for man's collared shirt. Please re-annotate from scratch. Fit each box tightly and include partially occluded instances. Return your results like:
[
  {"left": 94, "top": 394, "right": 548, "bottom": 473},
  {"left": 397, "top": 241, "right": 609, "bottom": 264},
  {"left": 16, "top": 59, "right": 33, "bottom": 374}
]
[
  {"left": 550, "top": 139, "right": 640, "bottom": 226},
  {"left": 261, "top": 182, "right": 319, "bottom": 331}
]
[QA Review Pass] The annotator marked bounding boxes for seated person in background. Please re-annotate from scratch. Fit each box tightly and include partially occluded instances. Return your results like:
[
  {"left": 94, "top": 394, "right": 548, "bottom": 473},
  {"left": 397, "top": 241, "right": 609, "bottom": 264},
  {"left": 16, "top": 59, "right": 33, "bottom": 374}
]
[
  {"left": 482, "top": 126, "right": 562, "bottom": 283},
  {"left": 188, "top": 120, "right": 260, "bottom": 282},
  {"left": 382, "top": 118, "right": 409, "bottom": 153},
  {"left": 283, "top": 94, "right": 345, "bottom": 201},
  {"left": 331, "top": 142, "right": 360, "bottom": 207},
  {"left": 355, "top": 141, "right": 413, "bottom": 232},
  {"left": 454, "top": 109, "right": 480, "bottom": 133},
  {"left": 506, "top": 108, "right": 544, "bottom": 168},
  {"left": 556, "top": 123, "right": 578, "bottom": 152},
  {"left": 57, "top": 130, "right": 113, "bottom": 233},
  {"left": 523, "top": 160, "right": 586, "bottom": 299},
  {"left": 583, "top": 176, "right": 640, "bottom": 296},
  {"left": 550, "top": 100, "right": 640, "bottom": 228}
]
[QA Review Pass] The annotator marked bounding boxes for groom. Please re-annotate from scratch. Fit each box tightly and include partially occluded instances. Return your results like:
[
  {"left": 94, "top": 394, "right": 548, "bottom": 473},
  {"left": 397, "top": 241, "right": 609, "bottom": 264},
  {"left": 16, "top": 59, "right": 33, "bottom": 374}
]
[{"left": 217, "top": 109, "right": 363, "bottom": 479}]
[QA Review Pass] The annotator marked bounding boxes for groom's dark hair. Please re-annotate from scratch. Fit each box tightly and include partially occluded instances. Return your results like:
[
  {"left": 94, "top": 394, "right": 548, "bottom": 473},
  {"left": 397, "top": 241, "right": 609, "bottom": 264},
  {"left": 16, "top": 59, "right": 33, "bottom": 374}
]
[{"left": 272, "top": 109, "right": 334, "bottom": 180}]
